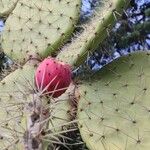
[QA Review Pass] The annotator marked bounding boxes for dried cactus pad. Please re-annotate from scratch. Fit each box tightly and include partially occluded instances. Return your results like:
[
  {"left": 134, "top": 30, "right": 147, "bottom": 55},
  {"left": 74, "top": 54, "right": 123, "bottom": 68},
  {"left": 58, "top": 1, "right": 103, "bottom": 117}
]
[
  {"left": 0, "top": 0, "right": 18, "bottom": 17},
  {"left": 1, "top": 0, "right": 81, "bottom": 63},
  {"left": 78, "top": 52, "right": 150, "bottom": 150}
]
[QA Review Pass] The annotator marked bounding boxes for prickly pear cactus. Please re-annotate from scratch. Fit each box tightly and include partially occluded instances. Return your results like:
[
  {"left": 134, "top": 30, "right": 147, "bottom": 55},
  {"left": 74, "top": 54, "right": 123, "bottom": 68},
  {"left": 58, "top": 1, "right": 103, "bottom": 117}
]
[
  {"left": 0, "top": 0, "right": 18, "bottom": 17},
  {"left": 1, "top": 0, "right": 81, "bottom": 64},
  {"left": 0, "top": 0, "right": 131, "bottom": 149},
  {"left": 0, "top": 60, "right": 75, "bottom": 149},
  {"left": 57, "top": 0, "right": 129, "bottom": 67},
  {"left": 77, "top": 52, "right": 150, "bottom": 150}
]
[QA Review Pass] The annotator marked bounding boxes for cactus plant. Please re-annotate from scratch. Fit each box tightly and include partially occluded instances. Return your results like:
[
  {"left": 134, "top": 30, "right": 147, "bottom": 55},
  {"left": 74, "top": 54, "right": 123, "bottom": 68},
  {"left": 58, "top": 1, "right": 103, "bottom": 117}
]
[
  {"left": 77, "top": 52, "right": 150, "bottom": 150},
  {"left": 0, "top": 0, "right": 132, "bottom": 149},
  {"left": 1, "top": 0, "right": 81, "bottom": 64}
]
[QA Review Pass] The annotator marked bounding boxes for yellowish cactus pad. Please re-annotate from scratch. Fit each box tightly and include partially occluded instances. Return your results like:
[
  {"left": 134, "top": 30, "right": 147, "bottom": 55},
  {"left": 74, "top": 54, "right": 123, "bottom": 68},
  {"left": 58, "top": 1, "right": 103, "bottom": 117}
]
[
  {"left": 0, "top": 0, "right": 18, "bottom": 17},
  {"left": 0, "top": 61, "right": 35, "bottom": 149}
]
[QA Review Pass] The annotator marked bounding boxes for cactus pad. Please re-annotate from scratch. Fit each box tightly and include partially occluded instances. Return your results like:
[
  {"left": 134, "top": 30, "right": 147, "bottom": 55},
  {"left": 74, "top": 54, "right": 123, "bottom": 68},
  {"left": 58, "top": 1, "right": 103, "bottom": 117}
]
[
  {"left": 1, "top": 0, "right": 81, "bottom": 64},
  {"left": 0, "top": 61, "right": 35, "bottom": 149},
  {"left": 77, "top": 52, "right": 150, "bottom": 150},
  {"left": 57, "top": 0, "right": 128, "bottom": 67},
  {"left": 0, "top": 0, "right": 18, "bottom": 17}
]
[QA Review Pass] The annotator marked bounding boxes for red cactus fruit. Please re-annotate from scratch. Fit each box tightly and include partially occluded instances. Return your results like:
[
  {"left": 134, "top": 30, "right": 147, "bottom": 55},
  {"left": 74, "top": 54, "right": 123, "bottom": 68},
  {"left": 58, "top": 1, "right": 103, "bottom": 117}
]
[{"left": 35, "top": 57, "right": 72, "bottom": 98}]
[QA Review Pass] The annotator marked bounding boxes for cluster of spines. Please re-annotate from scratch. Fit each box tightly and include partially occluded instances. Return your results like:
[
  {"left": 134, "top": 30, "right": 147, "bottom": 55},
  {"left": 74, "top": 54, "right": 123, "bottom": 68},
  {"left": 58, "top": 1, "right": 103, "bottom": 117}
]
[{"left": 0, "top": 60, "right": 76, "bottom": 149}]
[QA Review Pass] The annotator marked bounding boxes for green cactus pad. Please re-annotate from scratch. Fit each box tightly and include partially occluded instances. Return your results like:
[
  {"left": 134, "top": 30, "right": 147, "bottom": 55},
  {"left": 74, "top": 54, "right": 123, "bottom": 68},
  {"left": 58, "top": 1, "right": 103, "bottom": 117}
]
[
  {"left": 57, "top": 0, "right": 129, "bottom": 67},
  {"left": 77, "top": 52, "right": 150, "bottom": 150},
  {"left": 1, "top": 0, "right": 81, "bottom": 64},
  {"left": 0, "top": 61, "right": 35, "bottom": 149},
  {"left": 0, "top": 0, "right": 18, "bottom": 17},
  {"left": 0, "top": 60, "right": 74, "bottom": 149}
]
